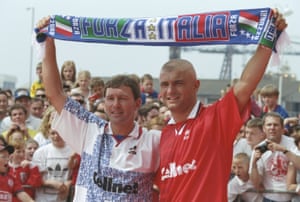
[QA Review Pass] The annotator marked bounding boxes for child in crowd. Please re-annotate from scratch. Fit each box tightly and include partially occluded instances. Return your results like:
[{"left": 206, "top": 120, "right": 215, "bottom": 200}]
[
  {"left": 33, "top": 129, "right": 75, "bottom": 202},
  {"left": 0, "top": 136, "right": 35, "bottom": 202},
  {"left": 71, "top": 70, "right": 91, "bottom": 101},
  {"left": 24, "top": 139, "right": 39, "bottom": 162},
  {"left": 60, "top": 60, "right": 77, "bottom": 88},
  {"left": 140, "top": 74, "right": 159, "bottom": 105},
  {"left": 228, "top": 152, "right": 262, "bottom": 202},
  {"left": 260, "top": 84, "right": 289, "bottom": 119},
  {"left": 88, "top": 76, "right": 105, "bottom": 111},
  {"left": 8, "top": 139, "right": 42, "bottom": 200},
  {"left": 5, "top": 126, "right": 31, "bottom": 145}
]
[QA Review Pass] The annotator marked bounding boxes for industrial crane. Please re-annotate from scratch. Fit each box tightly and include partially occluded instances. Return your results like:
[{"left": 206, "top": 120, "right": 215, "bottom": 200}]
[{"left": 169, "top": 43, "right": 300, "bottom": 80}]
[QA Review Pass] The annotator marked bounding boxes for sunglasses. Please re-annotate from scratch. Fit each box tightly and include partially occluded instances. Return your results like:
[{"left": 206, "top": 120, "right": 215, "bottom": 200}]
[{"left": 36, "top": 94, "right": 46, "bottom": 98}]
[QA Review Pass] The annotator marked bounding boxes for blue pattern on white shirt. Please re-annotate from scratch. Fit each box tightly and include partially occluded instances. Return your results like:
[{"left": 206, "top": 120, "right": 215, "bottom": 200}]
[{"left": 57, "top": 98, "right": 155, "bottom": 201}]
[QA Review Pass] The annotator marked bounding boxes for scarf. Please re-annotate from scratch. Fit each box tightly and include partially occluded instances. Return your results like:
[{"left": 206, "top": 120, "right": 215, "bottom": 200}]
[{"left": 35, "top": 8, "right": 280, "bottom": 49}]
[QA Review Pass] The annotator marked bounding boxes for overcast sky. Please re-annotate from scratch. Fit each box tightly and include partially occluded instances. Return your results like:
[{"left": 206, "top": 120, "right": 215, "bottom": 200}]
[{"left": 1, "top": 0, "right": 299, "bottom": 88}]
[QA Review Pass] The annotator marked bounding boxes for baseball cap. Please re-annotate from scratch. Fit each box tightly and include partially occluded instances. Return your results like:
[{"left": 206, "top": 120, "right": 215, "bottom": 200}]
[
  {"left": 14, "top": 88, "right": 30, "bottom": 100},
  {"left": 0, "top": 137, "right": 14, "bottom": 154}
]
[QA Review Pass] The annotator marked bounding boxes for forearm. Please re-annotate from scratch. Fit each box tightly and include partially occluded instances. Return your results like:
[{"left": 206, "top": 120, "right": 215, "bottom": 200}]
[
  {"left": 234, "top": 45, "right": 272, "bottom": 111},
  {"left": 250, "top": 163, "right": 263, "bottom": 190},
  {"left": 17, "top": 191, "right": 34, "bottom": 202},
  {"left": 42, "top": 37, "right": 66, "bottom": 113}
]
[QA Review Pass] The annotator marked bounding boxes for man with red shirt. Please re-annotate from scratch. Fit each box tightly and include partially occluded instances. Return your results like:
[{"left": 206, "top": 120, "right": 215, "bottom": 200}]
[{"left": 155, "top": 10, "right": 287, "bottom": 201}]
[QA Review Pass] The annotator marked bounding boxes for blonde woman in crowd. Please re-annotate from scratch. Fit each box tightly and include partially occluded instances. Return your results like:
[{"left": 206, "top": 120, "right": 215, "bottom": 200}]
[
  {"left": 71, "top": 70, "right": 91, "bottom": 98},
  {"left": 34, "top": 106, "right": 56, "bottom": 147},
  {"left": 60, "top": 60, "right": 77, "bottom": 88}
]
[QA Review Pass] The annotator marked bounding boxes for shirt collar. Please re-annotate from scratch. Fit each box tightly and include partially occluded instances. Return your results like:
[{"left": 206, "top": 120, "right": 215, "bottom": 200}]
[
  {"left": 168, "top": 100, "right": 201, "bottom": 124},
  {"left": 106, "top": 121, "right": 141, "bottom": 138}
]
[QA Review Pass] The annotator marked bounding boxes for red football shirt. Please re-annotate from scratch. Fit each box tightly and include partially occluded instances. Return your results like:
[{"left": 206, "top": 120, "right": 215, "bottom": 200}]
[
  {"left": 0, "top": 173, "right": 23, "bottom": 202},
  {"left": 156, "top": 90, "right": 250, "bottom": 201}
]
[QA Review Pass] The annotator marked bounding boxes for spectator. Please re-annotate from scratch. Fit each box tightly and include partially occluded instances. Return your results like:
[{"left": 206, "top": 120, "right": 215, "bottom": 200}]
[
  {"left": 260, "top": 84, "right": 289, "bottom": 119},
  {"left": 4, "top": 89, "right": 14, "bottom": 107},
  {"left": 250, "top": 112, "right": 297, "bottom": 201},
  {"left": 0, "top": 90, "right": 9, "bottom": 123},
  {"left": 34, "top": 106, "right": 56, "bottom": 147},
  {"left": 233, "top": 124, "right": 252, "bottom": 157},
  {"left": 88, "top": 76, "right": 105, "bottom": 111},
  {"left": 70, "top": 92, "right": 86, "bottom": 109},
  {"left": 30, "top": 62, "right": 44, "bottom": 98},
  {"left": 245, "top": 118, "right": 266, "bottom": 150},
  {"left": 158, "top": 104, "right": 171, "bottom": 124},
  {"left": 264, "top": 136, "right": 300, "bottom": 201},
  {"left": 286, "top": 134, "right": 300, "bottom": 202},
  {"left": 60, "top": 60, "right": 77, "bottom": 88},
  {"left": 30, "top": 97, "right": 45, "bottom": 119},
  {"left": 2, "top": 104, "right": 37, "bottom": 140},
  {"left": 8, "top": 139, "right": 42, "bottom": 200},
  {"left": 33, "top": 129, "right": 75, "bottom": 202},
  {"left": 93, "top": 98, "right": 105, "bottom": 112},
  {"left": 0, "top": 136, "right": 35, "bottom": 202},
  {"left": 146, "top": 115, "right": 166, "bottom": 131},
  {"left": 4, "top": 125, "right": 31, "bottom": 145},
  {"left": 35, "top": 87, "right": 46, "bottom": 100},
  {"left": 140, "top": 73, "right": 159, "bottom": 105},
  {"left": 228, "top": 152, "right": 263, "bottom": 202},
  {"left": 71, "top": 70, "right": 92, "bottom": 102},
  {"left": 0, "top": 88, "right": 42, "bottom": 133},
  {"left": 24, "top": 138, "right": 39, "bottom": 162}
]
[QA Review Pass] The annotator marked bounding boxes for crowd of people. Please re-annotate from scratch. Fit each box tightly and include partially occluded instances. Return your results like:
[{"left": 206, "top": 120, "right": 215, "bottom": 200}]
[
  {"left": 0, "top": 9, "right": 294, "bottom": 202},
  {"left": 0, "top": 60, "right": 170, "bottom": 201}
]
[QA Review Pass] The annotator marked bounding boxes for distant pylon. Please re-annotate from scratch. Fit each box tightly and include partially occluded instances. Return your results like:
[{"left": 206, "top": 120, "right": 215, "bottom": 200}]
[
  {"left": 219, "top": 46, "right": 233, "bottom": 80},
  {"left": 169, "top": 46, "right": 181, "bottom": 59}
]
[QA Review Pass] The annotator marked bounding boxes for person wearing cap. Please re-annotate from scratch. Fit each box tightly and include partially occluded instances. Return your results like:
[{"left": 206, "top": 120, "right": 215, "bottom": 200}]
[
  {"left": 0, "top": 136, "right": 35, "bottom": 202},
  {"left": 0, "top": 88, "right": 41, "bottom": 134}
]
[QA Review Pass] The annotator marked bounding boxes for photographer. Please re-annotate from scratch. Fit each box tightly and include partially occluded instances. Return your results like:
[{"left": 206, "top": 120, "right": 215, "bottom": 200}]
[{"left": 250, "top": 112, "right": 297, "bottom": 202}]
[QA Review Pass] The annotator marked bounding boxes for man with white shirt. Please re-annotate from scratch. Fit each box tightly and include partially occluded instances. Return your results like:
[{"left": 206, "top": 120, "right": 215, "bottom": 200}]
[{"left": 250, "top": 112, "right": 297, "bottom": 202}]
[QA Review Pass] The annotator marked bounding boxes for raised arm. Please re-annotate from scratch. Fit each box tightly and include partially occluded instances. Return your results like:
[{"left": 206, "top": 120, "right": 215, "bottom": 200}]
[
  {"left": 233, "top": 10, "right": 287, "bottom": 113},
  {"left": 36, "top": 17, "right": 67, "bottom": 113}
]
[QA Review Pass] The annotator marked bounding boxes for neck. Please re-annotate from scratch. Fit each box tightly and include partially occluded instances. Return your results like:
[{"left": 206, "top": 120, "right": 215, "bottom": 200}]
[
  {"left": 111, "top": 122, "right": 135, "bottom": 136},
  {"left": 9, "top": 161, "right": 21, "bottom": 167},
  {"left": 172, "top": 100, "right": 198, "bottom": 123}
]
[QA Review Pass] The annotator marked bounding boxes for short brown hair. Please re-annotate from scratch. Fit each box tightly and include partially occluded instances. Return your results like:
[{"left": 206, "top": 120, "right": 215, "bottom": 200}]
[
  {"left": 260, "top": 84, "right": 279, "bottom": 97},
  {"left": 104, "top": 75, "right": 140, "bottom": 100}
]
